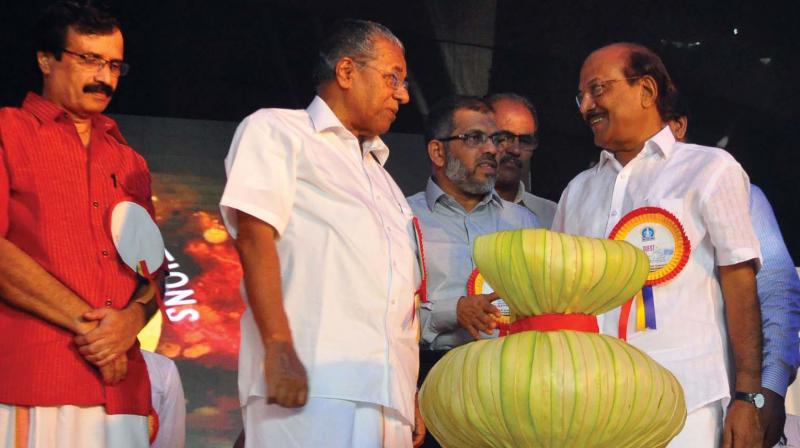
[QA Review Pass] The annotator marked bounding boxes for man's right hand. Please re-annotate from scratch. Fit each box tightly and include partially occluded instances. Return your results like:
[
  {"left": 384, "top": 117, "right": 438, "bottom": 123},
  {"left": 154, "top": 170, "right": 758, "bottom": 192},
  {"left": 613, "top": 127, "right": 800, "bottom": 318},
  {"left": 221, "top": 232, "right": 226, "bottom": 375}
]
[
  {"left": 264, "top": 339, "right": 308, "bottom": 408},
  {"left": 456, "top": 293, "right": 501, "bottom": 340}
]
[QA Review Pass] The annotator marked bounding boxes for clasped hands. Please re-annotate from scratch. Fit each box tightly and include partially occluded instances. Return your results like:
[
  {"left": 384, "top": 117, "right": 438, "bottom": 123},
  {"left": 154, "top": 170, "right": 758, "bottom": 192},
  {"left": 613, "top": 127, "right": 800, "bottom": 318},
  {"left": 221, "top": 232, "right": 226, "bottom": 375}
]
[{"left": 74, "top": 305, "right": 145, "bottom": 385}]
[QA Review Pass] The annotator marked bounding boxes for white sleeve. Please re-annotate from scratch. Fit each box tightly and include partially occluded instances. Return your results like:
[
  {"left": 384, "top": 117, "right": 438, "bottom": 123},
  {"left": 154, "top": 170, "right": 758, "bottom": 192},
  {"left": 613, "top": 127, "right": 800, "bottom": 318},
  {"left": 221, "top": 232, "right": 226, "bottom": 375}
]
[
  {"left": 219, "top": 110, "right": 298, "bottom": 238},
  {"left": 700, "top": 161, "right": 761, "bottom": 268}
]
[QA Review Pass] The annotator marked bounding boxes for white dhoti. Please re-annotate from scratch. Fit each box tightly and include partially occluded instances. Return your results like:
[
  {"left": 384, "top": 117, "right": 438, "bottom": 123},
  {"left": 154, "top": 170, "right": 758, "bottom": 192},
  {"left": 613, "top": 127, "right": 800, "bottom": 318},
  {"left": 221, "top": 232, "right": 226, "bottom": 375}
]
[
  {"left": 243, "top": 396, "right": 413, "bottom": 448},
  {"left": 0, "top": 404, "right": 148, "bottom": 448}
]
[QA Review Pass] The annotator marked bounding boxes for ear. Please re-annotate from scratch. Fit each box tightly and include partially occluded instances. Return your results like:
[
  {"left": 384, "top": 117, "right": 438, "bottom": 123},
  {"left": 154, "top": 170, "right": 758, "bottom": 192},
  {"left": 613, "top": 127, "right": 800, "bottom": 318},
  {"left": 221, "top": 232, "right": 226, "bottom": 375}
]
[
  {"left": 37, "top": 51, "right": 52, "bottom": 75},
  {"left": 428, "top": 140, "right": 446, "bottom": 168},
  {"left": 334, "top": 57, "right": 357, "bottom": 90},
  {"left": 640, "top": 75, "right": 658, "bottom": 109}
]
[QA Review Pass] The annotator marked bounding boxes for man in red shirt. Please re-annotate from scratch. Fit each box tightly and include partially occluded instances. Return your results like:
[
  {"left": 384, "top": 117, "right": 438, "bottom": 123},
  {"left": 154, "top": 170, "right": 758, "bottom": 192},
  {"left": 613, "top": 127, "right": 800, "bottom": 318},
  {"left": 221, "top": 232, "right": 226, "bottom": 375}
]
[{"left": 0, "top": 2, "right": 160, "bottom": 446}]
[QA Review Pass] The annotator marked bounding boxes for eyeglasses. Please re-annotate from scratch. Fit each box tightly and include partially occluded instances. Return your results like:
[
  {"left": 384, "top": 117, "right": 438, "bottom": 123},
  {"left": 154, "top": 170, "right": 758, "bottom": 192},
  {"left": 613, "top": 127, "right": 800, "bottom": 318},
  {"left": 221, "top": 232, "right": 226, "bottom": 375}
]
[
  {"left": 500, "top": 132, "right": 538, "bottom": 152},
  {"left": 437, "top": 131, "right": 511, "bottom": 148},
  {"left": 357, "top": 63, "right": 409, "bottom": 91},
  {"left": 61, "top": 48, "right": 130, "bottom": 76},
  {"left": 575, "top": 76, "right": 640, "bottom": 108}
]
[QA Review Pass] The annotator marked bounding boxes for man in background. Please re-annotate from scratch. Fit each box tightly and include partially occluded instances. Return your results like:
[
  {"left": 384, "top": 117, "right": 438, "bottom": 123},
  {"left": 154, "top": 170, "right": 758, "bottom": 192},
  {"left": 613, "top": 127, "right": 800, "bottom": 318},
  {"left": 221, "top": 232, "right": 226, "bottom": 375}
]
[
  {"left": 486, "top": 93, "right": 556, "bottom": 228},
  {"left": 668, "top": 106, "right": 800, "bottom": 447},
  {"left": 408, "top": 96, "right": 539, "bottom": 382}
]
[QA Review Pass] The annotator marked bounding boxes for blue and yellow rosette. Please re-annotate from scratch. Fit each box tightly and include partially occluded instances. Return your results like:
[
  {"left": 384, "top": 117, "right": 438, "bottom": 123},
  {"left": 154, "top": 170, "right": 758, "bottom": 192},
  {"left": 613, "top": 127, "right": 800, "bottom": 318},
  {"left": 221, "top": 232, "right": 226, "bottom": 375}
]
[
  {"left": 608, "top": 207, "right": 691, "bottom": 339},
  {"left": 467, "top": 268, "right": 512, "bottom": 335}
]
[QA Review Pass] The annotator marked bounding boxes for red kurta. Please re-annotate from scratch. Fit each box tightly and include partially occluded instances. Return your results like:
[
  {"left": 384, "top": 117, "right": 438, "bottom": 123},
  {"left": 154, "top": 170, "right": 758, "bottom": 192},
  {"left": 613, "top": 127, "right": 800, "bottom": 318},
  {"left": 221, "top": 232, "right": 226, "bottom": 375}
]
[{"left": 0, "top": 92, "right": 153, "bottom": 415}]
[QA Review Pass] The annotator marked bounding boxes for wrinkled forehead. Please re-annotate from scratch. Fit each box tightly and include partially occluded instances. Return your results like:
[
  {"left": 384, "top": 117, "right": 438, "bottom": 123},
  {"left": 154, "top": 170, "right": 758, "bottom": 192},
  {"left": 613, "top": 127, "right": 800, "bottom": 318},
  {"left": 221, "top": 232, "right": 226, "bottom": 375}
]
[{"left": 578, "top": 46, "right": 629, "bottom": 89}]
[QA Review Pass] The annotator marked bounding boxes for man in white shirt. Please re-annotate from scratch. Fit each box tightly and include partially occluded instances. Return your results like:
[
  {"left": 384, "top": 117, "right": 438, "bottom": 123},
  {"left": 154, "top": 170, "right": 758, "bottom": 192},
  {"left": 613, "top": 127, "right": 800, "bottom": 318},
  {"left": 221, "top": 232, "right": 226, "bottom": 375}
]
[
  {"left": 485, "top": 93, "right": 557, "bottom": 228},
  {"left": 141, "top": 350, "right": 185, "bottom": 448},
  {"left": 553, "top": 42, "right": 763, "bottom": 447},
  {"left": 220, "top": 20, "right": 424, "bottom": 447}
]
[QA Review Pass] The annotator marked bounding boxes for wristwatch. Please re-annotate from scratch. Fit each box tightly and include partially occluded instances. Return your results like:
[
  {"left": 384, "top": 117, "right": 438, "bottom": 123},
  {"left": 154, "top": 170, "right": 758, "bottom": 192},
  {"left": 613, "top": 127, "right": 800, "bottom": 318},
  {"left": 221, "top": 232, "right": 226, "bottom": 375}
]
[{"left": 734, "top": 391, "right": 765, "bottom": 409}]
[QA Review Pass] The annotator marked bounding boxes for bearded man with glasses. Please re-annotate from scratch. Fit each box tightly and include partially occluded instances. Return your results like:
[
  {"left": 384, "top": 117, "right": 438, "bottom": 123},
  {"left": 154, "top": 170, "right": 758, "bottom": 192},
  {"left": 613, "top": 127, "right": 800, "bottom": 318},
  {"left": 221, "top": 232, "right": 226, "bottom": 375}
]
[
  {"left": 0, "top": 1, "right": 162, "bottom": 447},
  {"left": 407, "top": 96, "right": 540, "bottom": 388}
]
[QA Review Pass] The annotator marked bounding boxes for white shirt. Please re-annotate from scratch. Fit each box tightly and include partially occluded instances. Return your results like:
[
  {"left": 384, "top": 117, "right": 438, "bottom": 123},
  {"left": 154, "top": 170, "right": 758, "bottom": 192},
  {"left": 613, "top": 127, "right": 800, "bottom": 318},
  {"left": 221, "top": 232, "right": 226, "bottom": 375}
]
[
  {"left": 553, "top": 126, "right": 760, "bottom": 412},
  {"left": 219, "top": 96, "right": 419, "bottom": 424},
  {"left": 141, "top": 350, "right": 185, "bottom": 448}
]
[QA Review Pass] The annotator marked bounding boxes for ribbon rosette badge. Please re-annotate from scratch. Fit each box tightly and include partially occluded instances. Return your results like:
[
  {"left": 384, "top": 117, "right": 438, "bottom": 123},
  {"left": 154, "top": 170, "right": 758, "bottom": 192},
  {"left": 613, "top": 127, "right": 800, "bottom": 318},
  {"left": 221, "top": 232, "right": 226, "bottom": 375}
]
[{"left": 608, "top": 206, "right": 691, "bottom": 336}]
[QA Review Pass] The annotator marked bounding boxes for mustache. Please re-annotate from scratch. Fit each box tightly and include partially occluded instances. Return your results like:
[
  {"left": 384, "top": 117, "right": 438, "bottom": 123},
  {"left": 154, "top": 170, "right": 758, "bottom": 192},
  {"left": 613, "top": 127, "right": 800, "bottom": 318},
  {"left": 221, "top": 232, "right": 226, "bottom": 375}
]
[
  {"left": 499, "top": 154, "right": 522, "bottom": 168},
  {"left": 83, "top": 82, "right": 114, "bottom": 97},
  {"left": 476, "top": 153, "right": 497, "bottom": 168}
]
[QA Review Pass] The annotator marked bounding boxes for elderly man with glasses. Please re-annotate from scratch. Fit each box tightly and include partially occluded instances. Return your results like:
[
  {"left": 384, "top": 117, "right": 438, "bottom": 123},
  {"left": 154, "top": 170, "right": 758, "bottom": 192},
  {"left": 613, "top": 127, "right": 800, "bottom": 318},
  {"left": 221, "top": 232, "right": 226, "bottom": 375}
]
[
  {"left": 486, "top": 93, "right": 557, "bottom": 228},
  {"left": 554, "top": 42, "right": 763, "bottom": 447},
  {"left": 221, "top": 19, "right": 425, "bottom": 447},
  {"left": 0, "top": 1, "right": 162, "bottom": 447},
  {"left": 408, "top": 96, "right": 540, "bottom": 386}
]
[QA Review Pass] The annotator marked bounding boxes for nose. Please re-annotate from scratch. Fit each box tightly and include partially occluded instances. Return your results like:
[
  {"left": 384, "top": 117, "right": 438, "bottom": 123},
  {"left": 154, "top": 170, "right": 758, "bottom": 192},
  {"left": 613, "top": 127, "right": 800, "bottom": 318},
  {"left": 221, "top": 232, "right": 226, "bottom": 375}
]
[
  {"left": 394, "top": 86, "right": 410, "bottom": 105},
  {"left": 481, "top": 139, "right": 498, "bottom": 155},
  {"left": 499, "top": 140, "right": 520, "bottom": 158},
  {"left": 94, "top": 63, "right": 116, "bottom": 84},
  {"left": 578, "top": 93, "right": 595, "bottom": 116}
]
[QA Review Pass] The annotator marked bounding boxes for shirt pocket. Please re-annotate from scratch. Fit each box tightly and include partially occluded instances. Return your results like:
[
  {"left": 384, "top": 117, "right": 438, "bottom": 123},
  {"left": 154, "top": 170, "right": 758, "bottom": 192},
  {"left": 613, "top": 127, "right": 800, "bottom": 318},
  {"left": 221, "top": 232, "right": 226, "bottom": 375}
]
[{"left": 117, "top": 170, "right": 152, "bottom": 206}]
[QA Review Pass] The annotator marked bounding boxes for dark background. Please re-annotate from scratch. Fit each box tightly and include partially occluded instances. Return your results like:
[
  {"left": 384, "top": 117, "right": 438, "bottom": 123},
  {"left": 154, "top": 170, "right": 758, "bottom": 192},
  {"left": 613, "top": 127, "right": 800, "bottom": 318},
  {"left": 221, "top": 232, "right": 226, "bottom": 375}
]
[{"left": 2, "top": 0, "right": 798, "bottom": 260}]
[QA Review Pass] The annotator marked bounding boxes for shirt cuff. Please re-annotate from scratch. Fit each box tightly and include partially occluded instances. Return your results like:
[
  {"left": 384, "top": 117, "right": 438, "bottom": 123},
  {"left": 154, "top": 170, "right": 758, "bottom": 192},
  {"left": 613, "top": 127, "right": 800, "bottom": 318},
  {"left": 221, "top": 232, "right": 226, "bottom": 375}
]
[
  {"left": 429, "top": 296, "right": 461, "bottom": 333},
  {"left": 762, "top": 364, "right": 792, "bottom": 397}
]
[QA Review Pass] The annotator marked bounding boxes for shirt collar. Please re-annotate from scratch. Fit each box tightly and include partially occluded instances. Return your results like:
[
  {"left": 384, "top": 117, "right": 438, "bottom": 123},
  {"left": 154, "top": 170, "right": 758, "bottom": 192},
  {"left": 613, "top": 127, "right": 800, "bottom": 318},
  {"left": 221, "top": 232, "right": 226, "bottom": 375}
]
[
  {"left": 423, "top": 177, "right": 502, "bottom": 212},
  {"left": 595, "top": 124, "right": 675, "bottom": 172},
  {"left": 22, "top": 92, "right": 125, "bottom": 143},
  {"left": 306, "top": 95, "right": 390, "bottom": 165},
  {"left": 513, "top": 181, "right": 526, "bottom": 204}
]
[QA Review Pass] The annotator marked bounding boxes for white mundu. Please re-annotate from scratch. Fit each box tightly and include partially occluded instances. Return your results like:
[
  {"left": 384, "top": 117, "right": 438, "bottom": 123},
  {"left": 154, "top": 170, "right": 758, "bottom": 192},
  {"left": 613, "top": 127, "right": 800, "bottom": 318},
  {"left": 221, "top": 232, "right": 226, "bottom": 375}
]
[
  {"left": 0, "top": 404, "right": 148, "bottom": 448},
  {"left": 220, "top": 96, "right": 419, "bottom": 446}
]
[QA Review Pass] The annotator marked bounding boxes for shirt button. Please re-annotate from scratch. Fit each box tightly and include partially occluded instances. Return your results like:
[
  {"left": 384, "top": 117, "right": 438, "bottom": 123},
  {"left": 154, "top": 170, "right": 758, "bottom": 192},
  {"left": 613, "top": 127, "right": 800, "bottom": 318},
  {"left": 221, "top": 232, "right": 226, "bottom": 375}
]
[
  {"left": 102, "top": 250, "right": 109, "bottom": 257},
  {"left": 92, "top": 201, "right": 99, "bottom": 208},
  {"left": 105, "top": 299, "right": 113, "bottom": 307},
  {"left": 611, "top": 210, "right": 618, "bottom": 217}
]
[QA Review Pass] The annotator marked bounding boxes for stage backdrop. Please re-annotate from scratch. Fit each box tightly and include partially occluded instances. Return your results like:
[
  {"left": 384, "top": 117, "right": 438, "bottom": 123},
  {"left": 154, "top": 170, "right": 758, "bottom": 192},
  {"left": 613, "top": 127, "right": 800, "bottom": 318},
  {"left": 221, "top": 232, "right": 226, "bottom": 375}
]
[{"left": 115, "top": 113, "right": 426, "bottom": 447}]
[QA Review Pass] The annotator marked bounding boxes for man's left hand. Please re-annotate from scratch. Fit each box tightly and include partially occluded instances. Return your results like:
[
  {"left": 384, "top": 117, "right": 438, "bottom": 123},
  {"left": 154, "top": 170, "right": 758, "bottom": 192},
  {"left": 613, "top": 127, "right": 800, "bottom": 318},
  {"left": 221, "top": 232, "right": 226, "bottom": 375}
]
[
  {"left": 760, "top": 388, "right": 786, "bottom": 447},
  {"left": 722, "top": 399, "right": 765, "bottom": 448},
  {"left": 74, "top": 306, "right": 144, "bottom": 366},
  {"left": 413, "top": 393, "right": 426, "bottom": 447}
]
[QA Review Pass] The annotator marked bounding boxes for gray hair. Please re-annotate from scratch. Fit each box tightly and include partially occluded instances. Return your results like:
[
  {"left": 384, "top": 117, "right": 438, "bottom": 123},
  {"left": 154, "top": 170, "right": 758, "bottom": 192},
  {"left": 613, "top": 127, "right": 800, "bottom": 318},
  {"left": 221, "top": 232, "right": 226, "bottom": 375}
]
[{"left": 313, "top": 19, "right": 404, "bottom": 86}]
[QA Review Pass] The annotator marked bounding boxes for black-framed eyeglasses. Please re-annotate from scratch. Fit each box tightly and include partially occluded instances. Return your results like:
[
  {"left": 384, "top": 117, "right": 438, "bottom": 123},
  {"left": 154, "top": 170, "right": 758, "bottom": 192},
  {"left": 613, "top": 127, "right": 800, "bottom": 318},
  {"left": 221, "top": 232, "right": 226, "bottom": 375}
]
[
  {"left": 436, "top": 131, "right": 511, "bottom": 148},
  {"left": 575, "top": 76, "right": 641, "bottom": 108},
  {"left": 500, "top": 132, "right": 538, "bottom": 152},
  {"left": 61, "top": 48, "right": 130, "bottom": 77},
  {"left": 357, "top": 62, "right": 409, "bottom": 91}
]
